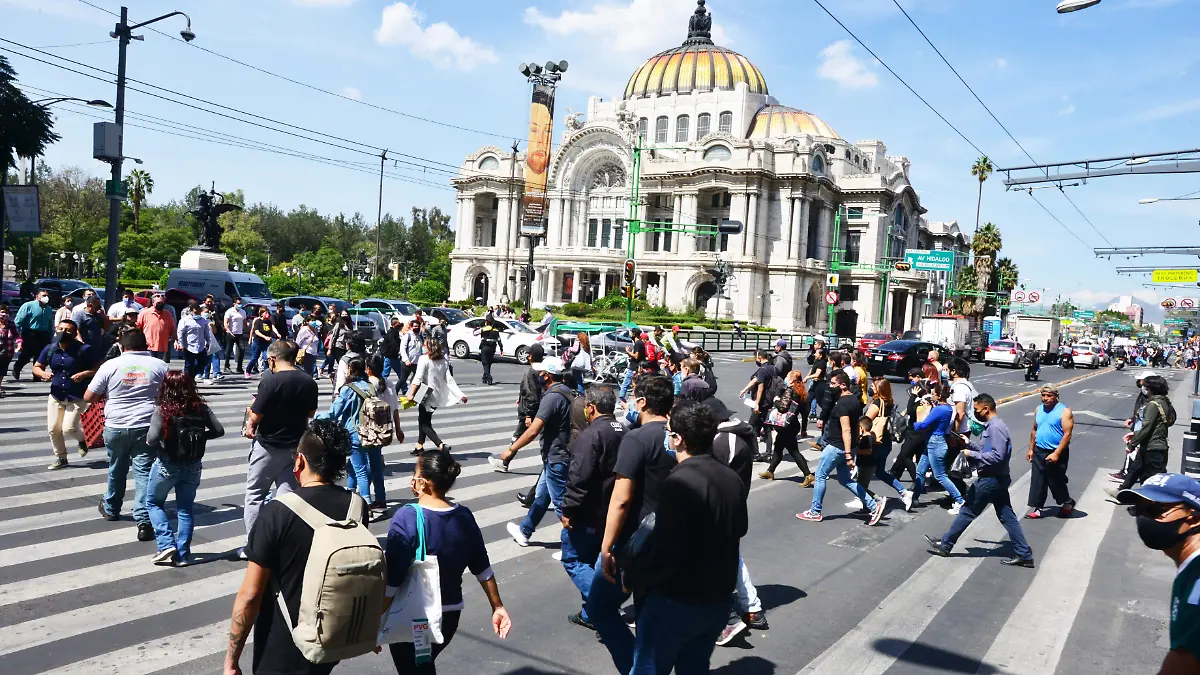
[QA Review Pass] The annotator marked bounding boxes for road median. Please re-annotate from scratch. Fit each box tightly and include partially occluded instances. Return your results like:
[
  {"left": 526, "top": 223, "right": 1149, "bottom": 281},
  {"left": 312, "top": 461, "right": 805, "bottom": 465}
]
[{"left": 994, "top": 367, "right": 1114, "bottom": 406}]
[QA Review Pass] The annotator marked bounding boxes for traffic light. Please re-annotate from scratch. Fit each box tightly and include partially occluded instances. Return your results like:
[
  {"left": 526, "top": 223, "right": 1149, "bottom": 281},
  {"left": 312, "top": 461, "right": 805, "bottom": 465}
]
[
  {"left": 718, "top": 219, "right": 744, "bottom": 235},
  {"left": 894, "top": 262, "right": 912, "bottom": 272},
  {"left": 623, "top": 258, "right": 636, "bottom": 286}
]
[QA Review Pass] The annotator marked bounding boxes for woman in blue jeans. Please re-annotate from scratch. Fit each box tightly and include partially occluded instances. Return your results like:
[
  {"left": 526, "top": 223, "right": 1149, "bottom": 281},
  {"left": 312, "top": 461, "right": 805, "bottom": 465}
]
[
  {"left": 317, "top": 357, "right": 389, "bottom": 519},
  {"left": 908, "top": 382, "right": 965, "bottom": 513},
  {"left": 145, "top": 370, "right": 224, "bottom": 566},
  {"left": 858, "top": 377, "right": 913, "bottom": 510}
]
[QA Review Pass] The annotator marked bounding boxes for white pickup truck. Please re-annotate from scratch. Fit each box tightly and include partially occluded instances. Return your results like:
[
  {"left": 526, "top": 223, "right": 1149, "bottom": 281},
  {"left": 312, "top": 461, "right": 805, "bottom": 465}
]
[{"left": 919, "top": 315, "right": 971, "bottom": 357}]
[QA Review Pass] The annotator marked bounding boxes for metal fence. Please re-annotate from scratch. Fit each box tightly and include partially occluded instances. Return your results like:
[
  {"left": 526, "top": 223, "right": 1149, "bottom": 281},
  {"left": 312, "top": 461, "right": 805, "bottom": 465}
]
[{"left": 675, "top": 330, "right": 840, "bottom": 352}]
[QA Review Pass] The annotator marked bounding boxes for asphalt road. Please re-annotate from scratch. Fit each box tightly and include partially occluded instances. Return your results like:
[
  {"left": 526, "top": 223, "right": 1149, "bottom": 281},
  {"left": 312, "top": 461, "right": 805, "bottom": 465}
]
[{"left": 0, "top": 352, "right": 1185, "bottom": 675}]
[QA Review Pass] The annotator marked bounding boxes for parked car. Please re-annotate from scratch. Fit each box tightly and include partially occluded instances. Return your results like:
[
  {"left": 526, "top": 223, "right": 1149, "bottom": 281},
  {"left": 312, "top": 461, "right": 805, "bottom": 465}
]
[
  {"left": 449, "top": 317, "right": 546, "bottom": 363},
  {"left": 26, "top": 278, "right": 94, "bottom": 306},
  {"left": 1071, "top": 344, "right": 1102, "bottom": 369},
  {"left": 277, "top": 295, "right": 329, "bottom": 320},
  {"left": 984, "top": 340, "right": 1024, "bottom": 368},
  {"left": 357, "top": 298, "right": 421, "bottom": 324},
  {"left": 423, "top": 306, "right": 471, "bottom": 326},
  {"left": 901, "top": 330, "right": 921, "bottom": 341},
  {"left": 592, "top": 327, "right": 639, "bottom": 354},
  {"left": 856, "top": 332, "right": 896, "bottom": 355},
  {"left": 132, "top": 290, "right": 155, "bottom": 308},
  {"left": 342, "top": 308, "right": 388, "bottom": 355},
  {"left": 2, "top": 280, "right": 21, "bottom": 308},
  {"left": 866, "top": 340, "right": 942, "bottom": 378}
]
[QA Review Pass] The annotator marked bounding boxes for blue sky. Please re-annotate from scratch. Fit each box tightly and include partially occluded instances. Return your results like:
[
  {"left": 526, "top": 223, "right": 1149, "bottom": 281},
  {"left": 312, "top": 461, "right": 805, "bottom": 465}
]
[{"left": 5, "top": 0, "right": 1199, "bottom": 313}]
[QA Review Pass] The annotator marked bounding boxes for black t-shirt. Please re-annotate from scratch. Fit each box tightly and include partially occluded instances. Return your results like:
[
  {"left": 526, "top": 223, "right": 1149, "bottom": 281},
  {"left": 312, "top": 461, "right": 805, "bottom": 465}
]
[
  {"left": 753, "top": 364, "right": 775, "bottom": 388},
  {"left": 822, "top": 394, "right": 864, "bottom": 450},
  {"left": 612, "top": 420, "right": 674, "bottom": 545},
  {"left": 245, "top": 484, "right": 368, "bottom": 675},
  {"left": 536, "top": 384, "right": 576, "bottom": 464},
  {"left": 632, "top": 339, "right": 647, "bottom": 367},
  {"left": 252, "top": 317, "right": 274, "bottom": 345},
  {"left": 809, "top": 354, "right": 828, "bottom": 380},
  {"left": 252, "top": 368, "right": 319, "bottom": 451}
]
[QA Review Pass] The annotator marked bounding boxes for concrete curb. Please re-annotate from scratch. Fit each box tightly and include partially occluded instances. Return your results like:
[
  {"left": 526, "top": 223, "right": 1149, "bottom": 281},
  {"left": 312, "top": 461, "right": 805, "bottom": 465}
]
[{"left": 994, "top": 367, "right": 1114, "bottom": 407}]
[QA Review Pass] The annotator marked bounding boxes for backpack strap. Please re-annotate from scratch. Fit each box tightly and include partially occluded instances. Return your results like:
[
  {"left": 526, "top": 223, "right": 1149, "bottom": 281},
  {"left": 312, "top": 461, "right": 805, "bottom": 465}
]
[
  {"left": 344, "top": 492, "right": 366, "bottom": 522},
  {"left": 275, "top": 491, "right": 338, "bottom": 530}
]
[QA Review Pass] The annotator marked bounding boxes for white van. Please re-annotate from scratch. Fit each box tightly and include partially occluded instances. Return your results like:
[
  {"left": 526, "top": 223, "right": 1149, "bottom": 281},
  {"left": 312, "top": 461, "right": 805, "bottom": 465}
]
[{"left": 165, "top": 269, "right": 276, "bottom": 308}]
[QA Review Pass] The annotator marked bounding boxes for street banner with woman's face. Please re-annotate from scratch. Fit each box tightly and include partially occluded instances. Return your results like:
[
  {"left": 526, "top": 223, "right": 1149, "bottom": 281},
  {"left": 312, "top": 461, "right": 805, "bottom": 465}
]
[{"left": 522, "top": 83, "right": 555, "bottom": 236}]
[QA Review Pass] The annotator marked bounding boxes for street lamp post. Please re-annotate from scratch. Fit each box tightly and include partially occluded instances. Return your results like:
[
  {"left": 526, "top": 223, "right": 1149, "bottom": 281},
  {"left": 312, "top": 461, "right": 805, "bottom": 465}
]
[{"left": 103, "top": 6, "right": 194, "bottom": 307}]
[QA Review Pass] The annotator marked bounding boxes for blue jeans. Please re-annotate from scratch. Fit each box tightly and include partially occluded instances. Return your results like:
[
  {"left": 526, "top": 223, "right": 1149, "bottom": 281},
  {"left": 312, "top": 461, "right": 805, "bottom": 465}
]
[
  {"left": 520, "top": 460, "right": 568, "bottom": 537},
  {"left": 561, "top": 525, "right": 602, "bottom": 620},
  {"left": 346, "top": 444, "right": 386, "bottom": 503},
  {"left": 810, "top": 444, "right": 877, "bottom": 514},
  {"left": 619, "top": 368, "right": 635, "bottom": 401},
  {"left": 941, "top": 475, "right": 1033, "bottom": 560},
  {"left": 146, "top": 458, "right": 202, "bottom": 561},
  {"left": 202, "top": 351, "right": 221, "bottom": 379},
  {"left": 631, "top": 590, "right": 730, "bottom": 675},
  {"left": 912, "top": 434, "right": 964, "bottom": 504},
  {"left": 101, "top": 426, "right": 155, "bottom": 524},
  {"left": 247, "top": 341, "right": 267, "bottom": 372},
  {"left": 587, "top": 555, "right": 634, "bottom": 675},
  {"left": 182, "top": 350, "right": 206, "bottom": 379},
  {"left": 383, "top": 357, "right": 404, "bottom": 384},
  {"left": 300, "top": 354, "right": 318, "bottom": 377},
  {"left": 871, "top": 439, "right": 907, "bottom": 495}
]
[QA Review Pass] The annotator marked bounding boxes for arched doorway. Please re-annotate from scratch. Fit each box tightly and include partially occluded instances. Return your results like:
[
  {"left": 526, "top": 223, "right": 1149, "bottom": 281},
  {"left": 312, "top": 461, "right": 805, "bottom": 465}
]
[
  {"left": 694, "top": 281, "right": 718, "bottom": 310},
  {"left": 805, "top": 283, "right": 822, "bottom": 327},
  {"left": 471, "top": 273, "right": 489, "bottom": 305}
]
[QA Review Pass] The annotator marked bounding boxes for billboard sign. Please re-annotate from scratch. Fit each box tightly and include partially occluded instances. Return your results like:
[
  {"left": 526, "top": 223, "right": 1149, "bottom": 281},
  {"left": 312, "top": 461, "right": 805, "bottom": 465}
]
[
  {"left": 2, "top": 184, "right": 41, "bottom": 234},
  {"left": 1152, "top": 269, "right": 1199, "bottom": 284},
  {"left": 520, "top": 82, "right": 555, "bottom": 237},
  {"left": 902, "top": 249, "right": 954, "bottom": 272}
]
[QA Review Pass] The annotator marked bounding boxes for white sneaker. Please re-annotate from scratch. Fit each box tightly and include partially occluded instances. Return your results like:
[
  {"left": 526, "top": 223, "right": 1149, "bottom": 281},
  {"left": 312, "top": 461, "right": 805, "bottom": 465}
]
[
  {"left": 716, "top": 619, "right": 748, "bottom": 646},
  {"left": 551, "top": 550, "right": 562, "bottom": 561},
  {"left": 947, "top": 502, "right": 963, "bottom": 515},
  {"left": 202, "top": 378, "right": 212, "bottom": 386},
  {"left": 488, "top": 456, "right": 510, "bottom": 473},
  {"left": 506, "top": 522, "right": 529, "bottom": 547},
  {"left": 900, "top": 490, "right": 914, "bottom": 512},
  {"left": 845, "top": 499, "right": 866, "bottom": 509}
]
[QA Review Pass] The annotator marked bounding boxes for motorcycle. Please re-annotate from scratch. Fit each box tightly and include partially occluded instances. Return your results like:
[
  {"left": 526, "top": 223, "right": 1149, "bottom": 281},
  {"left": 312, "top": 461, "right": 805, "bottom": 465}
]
[
  {"left": 1059, "top": 346, "right": 1075, "bottom": 369},
  {"left": 1115, "top": 355, "right": 1126, "bottom": 371},
  {"left": 1023, "top": 352, "right": 1041, "bottom": 381}
]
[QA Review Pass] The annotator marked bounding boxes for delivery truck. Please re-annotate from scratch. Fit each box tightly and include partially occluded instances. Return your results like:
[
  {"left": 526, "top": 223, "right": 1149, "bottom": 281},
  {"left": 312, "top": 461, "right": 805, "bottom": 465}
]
[
  {"left": 1011, "top": 315, "right": 1063, "bottom": 363},
  {"left": 919, "top": 314, "right": 971, "bottom": 357}
]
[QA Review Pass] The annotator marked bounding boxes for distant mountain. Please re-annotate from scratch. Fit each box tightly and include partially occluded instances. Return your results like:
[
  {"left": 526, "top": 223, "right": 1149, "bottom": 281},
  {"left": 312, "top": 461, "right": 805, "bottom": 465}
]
[{"left": 1090, "top": 297, "right": 1165, "bottom": 325}]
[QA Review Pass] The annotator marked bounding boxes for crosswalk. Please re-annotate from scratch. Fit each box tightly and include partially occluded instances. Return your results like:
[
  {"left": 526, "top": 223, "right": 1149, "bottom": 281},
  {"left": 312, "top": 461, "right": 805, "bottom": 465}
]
[{"left": 0, "top": 367, "right": 1169, "bottom": 674}]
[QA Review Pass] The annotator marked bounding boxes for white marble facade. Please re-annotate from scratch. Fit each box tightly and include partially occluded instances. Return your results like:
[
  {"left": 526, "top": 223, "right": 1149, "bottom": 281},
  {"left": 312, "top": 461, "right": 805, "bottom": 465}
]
[{"left": 449, "top": 1, "right": 940, "bottom": 335}]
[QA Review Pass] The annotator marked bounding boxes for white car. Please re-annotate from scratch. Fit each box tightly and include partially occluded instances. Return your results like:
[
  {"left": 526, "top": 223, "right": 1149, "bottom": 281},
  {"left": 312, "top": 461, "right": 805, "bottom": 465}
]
[
  {"left": 356, "top": 298, "right": 422, "bottom": 326},
  {"left": 1071, "top": 344, "right": 1101, "bottom": 368},
  {"left": 984, "top": 340, "right": 1024, "bottom": 368},
  {"left": 449, "top": 317, "right": 546, "bottom": 363}
]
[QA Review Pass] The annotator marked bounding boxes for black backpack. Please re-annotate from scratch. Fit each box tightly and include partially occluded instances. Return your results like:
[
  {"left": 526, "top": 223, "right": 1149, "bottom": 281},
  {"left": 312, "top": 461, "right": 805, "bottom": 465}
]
[
  {"left": 163, "top": 413, "right": 208, "bottom": 464},
  {"left": 763, "top": 375, "right": 786, "bottom": 405}
]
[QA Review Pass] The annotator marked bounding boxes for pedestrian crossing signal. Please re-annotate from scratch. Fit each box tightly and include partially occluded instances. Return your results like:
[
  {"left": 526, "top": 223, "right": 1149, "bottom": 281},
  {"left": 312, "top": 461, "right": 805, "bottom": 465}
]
[{"left": 623, "top": 258, "right": 636, "bottom": 286}]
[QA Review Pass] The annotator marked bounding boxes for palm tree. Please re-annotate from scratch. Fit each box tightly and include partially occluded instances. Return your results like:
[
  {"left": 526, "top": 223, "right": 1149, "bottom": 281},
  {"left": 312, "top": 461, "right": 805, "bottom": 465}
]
[
  {"left": 972, "top": 222, "right": 1002, "bottom": 316},
  {"left": 970, "top": 156, "right": 993, "bottom": 236},
  {"left": 127, "top": 168, "right": 153, "bottom": 233},
  {"left": 995, "top": 257, "right": 1019, "bottom": 292}
]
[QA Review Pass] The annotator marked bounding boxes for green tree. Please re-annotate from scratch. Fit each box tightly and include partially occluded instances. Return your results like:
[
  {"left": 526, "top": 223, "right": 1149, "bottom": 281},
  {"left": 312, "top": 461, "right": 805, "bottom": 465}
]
[
  {"left": 126, "top": 168, "right": 153, "bottom": 233},
  {"left": 251, "top": 204, "right": 330, "bottom": 262},
  {"left": 995, "top": 257, "right": 1019, "bottom": 292},
  {"left": 323, "top": 212, "right": 368, "bottom": 260},
  {"left": 971, "top": 222, "right": 1002, "bottom": 316},
  {"left": 220, "top": 211, "right": 267, "bottom": 270},
  {"left": 39, "top": 166, "right": 108, "bottom": 257},
  {"left": 970, "top": 155, "right": 993, "bottom": 236},
  {"left": 0, "top": 55, "right": 59, "bottom": 187},
  {"left": 952, "top": 264, "right": 977, "bottom": 313},
  {"left": 409, "top": 279, "right": 447, "bottom": 305}
]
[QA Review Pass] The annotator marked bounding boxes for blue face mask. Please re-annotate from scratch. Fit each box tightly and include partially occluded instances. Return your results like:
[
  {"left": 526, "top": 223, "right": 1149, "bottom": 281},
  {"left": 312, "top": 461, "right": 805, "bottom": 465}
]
[
  {"left": 624, "top": 405, "right": 639, "bottom": 426},
  {"left": 662, "top": 431, "right": 676, "bottom": 458}
]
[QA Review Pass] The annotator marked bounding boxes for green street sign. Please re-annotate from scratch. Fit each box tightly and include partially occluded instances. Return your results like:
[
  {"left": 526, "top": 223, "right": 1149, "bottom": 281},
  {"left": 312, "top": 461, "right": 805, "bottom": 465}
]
[
  {"left": 105, "top": 179, "right": 128, "bottom": 201},
  {"left": 903, "top": 249, "right": 955, "bottom": 272},
  {"left": 1072, "top": 310, "right": 1095, "bottom": 321}
]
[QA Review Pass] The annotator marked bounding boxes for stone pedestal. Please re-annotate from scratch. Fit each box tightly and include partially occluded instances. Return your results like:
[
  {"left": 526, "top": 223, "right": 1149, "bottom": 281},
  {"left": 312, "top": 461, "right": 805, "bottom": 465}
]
[{"left": 180, "top": 249, "right": 229, "bottom": 271}]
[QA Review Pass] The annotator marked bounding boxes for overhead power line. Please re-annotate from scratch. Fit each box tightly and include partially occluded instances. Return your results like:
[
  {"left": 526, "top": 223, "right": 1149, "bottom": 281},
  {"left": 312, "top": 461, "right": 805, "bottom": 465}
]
[{"left": 72, "top": 0, "right": 515, "bottom": 143}]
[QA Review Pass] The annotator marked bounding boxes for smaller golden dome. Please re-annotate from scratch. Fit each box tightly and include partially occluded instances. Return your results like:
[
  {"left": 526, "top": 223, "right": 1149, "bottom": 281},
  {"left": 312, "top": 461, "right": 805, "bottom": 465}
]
[{"left": 746, "top": 105, "right": 839, "bottom": 140}]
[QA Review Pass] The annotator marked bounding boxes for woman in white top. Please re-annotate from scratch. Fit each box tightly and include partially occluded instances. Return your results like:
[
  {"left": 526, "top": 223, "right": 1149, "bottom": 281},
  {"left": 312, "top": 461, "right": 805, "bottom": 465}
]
[
  {"left": 569, "top": 331, "right": 593, "bottom": 394},
  {"left": 408, "top": 337, "right": 467, "bottom": 455},
  {"left": 295, "top": 319, "right": 322, "bottom": 377}
]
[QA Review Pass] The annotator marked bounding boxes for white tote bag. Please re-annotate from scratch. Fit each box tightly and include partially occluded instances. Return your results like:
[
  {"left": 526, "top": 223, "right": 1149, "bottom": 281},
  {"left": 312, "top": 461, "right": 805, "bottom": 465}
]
[{"left": 378, "top": 504, "right": 444, "bottom": 646}]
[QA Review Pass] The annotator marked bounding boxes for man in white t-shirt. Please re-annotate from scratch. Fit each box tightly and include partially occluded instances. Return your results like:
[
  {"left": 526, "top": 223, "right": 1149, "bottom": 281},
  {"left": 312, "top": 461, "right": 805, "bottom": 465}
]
[
  {"left": 223, "top": 297, "right": 248, "bottom": 374},
  {"left": 107, "top": 289, "right": 142, "bottom": 320},
  {"left": 947, "top": 357, "right": 976, "bottom": 493},
  {"left": 82, "top": 328, "right": 168, "bottom": 542}
]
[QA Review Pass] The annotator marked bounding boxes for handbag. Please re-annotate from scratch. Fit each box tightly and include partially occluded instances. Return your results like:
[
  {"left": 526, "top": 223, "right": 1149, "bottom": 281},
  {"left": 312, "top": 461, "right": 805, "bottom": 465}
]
[
  {"left": 765, "top": 407, "right": 795, "bottom": 428},
  {"left": 378, "top": 504, "right": 444, "bottom": 647},
  {"left": 949, "top": 447, "right": 971, "bottom": 478},
  {"left": 411, "top": 358, "right": 434, "bottom": 407}
]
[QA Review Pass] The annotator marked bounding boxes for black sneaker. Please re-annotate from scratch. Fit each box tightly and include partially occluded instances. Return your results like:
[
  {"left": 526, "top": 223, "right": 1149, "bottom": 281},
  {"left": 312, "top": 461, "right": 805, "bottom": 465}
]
[
  {"left": 743, "top": 612, "right": 769, "bottom": 631},
  {"left": 136, "top": 522, "right": 155, "bottom": 542},
  {"left": 924, "top": 534, "right": 951, "bottom": 557},
  {"left": 1000, "top": 557, "right": 1035, "bottom": 568},
  {"left": 78, "top": 440, "right": 89, "bottom": 458},
  {"left": 516, "top": 491, "right": 534, "bottom": 508},
  {"left": 567, "top": 612, "right": 595, "bottom": 631},
  {"left": 98, "top": 502, "right": 118, "bottom": 521}
]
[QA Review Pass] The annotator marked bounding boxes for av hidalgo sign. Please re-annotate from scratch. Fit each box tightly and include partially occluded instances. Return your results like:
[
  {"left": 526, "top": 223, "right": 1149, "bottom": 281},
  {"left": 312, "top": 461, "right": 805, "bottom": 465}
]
[{"left": 902, "top": 249, "right": 955, "bottom": 272}]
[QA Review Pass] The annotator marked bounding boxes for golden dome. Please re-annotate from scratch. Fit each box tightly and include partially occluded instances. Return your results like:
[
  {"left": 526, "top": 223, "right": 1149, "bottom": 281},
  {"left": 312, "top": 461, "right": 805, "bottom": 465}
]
[
  {"left": 747, "top": 105, "right": 839, "bottom": 140},
  {"left": 623, "top": 1, "right": 768, "bottom": 100}
]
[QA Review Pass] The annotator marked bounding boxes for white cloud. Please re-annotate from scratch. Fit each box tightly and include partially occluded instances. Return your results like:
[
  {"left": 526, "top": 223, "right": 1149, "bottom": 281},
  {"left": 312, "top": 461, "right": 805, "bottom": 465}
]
[
  {"left": 375, "top": 2, "right": 497, "bottom": 71},
  {"left": 339, "top": 86, "right": 362, "bottom": 101},
  {"left": 1137, "top": 98, "right": 1200, "bottom": 122},
  {"left": 524, "top": 0, "right": 730, "bottom": 55},
  {"left": 817, "top": 40, "right": 879, "bottom": 89},
  {"left": 994, "top": 57, "right": 1008, "bottom": 69},
  {"left": 1058, "top": 103, "right": 1075, "bottom": 116}
]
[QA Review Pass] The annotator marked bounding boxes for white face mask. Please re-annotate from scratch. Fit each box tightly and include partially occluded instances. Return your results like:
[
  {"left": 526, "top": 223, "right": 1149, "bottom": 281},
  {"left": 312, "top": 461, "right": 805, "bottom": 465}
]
[{"left": 38, "top": 296, "right": 48, "bottom": 305}]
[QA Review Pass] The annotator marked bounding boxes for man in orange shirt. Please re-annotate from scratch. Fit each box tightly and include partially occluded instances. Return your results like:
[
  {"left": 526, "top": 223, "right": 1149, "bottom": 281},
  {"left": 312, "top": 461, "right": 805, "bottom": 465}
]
[{"left": 136, "top": 294, "right": 176, "bottom": 361}]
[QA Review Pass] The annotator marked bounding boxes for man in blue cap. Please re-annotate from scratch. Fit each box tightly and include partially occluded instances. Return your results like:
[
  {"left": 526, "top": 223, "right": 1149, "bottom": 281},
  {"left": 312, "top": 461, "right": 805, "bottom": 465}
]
[{"left": 1118, "top": 473, "right": 1200, "bottom": 674}]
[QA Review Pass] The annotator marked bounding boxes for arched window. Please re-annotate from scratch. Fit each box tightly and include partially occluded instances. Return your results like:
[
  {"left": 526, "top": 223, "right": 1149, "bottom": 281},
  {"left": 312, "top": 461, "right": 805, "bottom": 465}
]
[
  {"left": 811, "top": 154, "right": 825, "bottom": 174},
  {"left": 675, "top": 115, "right": 690, "bottom": 143},
  {"left": 703, "top": 145, "right": 732, "bottom": 161},
  {"left": 478, "top": 156, "right": 499, "bottom": 171},
  {"left": 637, "top": 118, "right": 648, "bottom": 141},
  {"left": 655, "top": 116, "right": 669, "bottom": 143},
  {"left": 696, "top": 113, "right": 711, "bottom": 139},
  {"left": 718, "top": 111, "right": 733, "bottom": 134}
]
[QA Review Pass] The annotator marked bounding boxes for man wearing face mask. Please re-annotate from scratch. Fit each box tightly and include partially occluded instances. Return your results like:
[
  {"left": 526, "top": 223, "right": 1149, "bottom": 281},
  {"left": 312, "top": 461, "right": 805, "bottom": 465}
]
[
  {"left": 925, "top": 393, "right": 1034, "bottom": 567},
  {"left": 1117, "top": 473, "right": 1200, "bottom": 674},
  {"left": 176, "top": 301, "right": 211, "bottom": 381},
  {"left": 136, "top": 293, "right": 176, "bottom": 362},
  {"left": 223, "top": 296, "right": 248, "bottom": 374},
  {"left": 71, "top": 289, "right": 96, "bottom": 326},
  {"left": 12, "top": 289, "right": 54, "bottom": 380},
  {"left": 32, "top": 319, "right": 101, "bottom": 470},
  {"left": 77, "top": 296, "right": 108, "bottom": 350},
  {"left": 1110, "top": 375, "right": 1176, "bottom": 497}
]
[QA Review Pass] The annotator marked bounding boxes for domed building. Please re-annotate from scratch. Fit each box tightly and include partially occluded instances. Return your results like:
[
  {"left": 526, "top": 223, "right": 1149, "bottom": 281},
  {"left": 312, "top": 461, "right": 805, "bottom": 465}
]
[{"left": 449, "top": 0, "right": 945, "bottom": 335}]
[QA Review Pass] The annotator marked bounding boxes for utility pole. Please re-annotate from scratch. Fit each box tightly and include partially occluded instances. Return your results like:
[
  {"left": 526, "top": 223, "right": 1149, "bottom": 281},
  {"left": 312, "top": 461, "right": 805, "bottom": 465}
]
[
  {"left": 375, "top": 149, "right": 387, "bottom": 280},
  {"left": 503, "top": 140, "right": 518, "bottom": 304}
]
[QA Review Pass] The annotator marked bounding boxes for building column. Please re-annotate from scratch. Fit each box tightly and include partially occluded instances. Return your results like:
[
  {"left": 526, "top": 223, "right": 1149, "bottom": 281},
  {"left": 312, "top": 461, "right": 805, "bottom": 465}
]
[
  {"left": 743, "top": 190, "right": 759, "bottom": 259},
  {"left": 728, "top": 192, "right": 747, "bottom": 257},
  {"left": 795, "top": 197, "right": 810, "bottom": 260},
  {"left": 680, "top": 192, "right": 699, "bottom": 255},
  {"left": 462, "top": 197, "right": 477, "bottom": 249},
  {"left": 599, "top": 269, "right": 609, "bottom": 297},
  {"left": 545, "top": 196, "right": 562, "bottom": 249},
  {"left": 570, "top": 267, "right": 582, "bottom": 302},
  {"left": 782, "top": 190, "right": 795, "bottom": 260},
  {"left": 817, "top": 202, "right": 833, "bottom": 262},
  {"left": 453, "top": 197, "right": 465, "bottom": 249}
]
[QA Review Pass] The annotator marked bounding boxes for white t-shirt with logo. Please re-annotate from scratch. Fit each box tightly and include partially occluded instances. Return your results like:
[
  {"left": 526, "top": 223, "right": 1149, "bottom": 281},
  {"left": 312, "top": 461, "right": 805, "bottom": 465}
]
[
  {"left": 950, "top": 379, "right": 977, "bottom": 434},
  {"left": 86, "top": 351, "right": 168, "bottom": 428},
  {"left": 225, "top": 306, "right": 247, "bottom": 335}
]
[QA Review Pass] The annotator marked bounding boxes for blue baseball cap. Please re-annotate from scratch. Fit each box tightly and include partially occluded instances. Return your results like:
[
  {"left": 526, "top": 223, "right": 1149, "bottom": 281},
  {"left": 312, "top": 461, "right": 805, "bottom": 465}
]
[{"left": 1118, "top": 473, "right": 1200, "bottom": 511}]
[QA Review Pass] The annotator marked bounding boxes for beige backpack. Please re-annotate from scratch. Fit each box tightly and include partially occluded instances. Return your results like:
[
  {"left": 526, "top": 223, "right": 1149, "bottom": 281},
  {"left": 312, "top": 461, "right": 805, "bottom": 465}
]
[{"left": 274, "top": 491, "right": 387, "bottom": 664}]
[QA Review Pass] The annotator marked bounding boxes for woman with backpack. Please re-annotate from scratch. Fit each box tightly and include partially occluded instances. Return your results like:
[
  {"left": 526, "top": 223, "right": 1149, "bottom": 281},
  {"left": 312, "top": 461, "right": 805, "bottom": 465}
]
[
  {"left": 759, "top": 370, "right": 814, "bottom": 487},
  {"left": 384, "top": 450, "right": 512, "bottom": 674},
  {"left": 568, "top": 332, "right": 593, "bottom": 394},
  {"left": 145, "top": 370, "right": 224, "bottom": 566},
  {"left": 1112, "top": 374, "right": 1176, "bottom": 494},
  {"left": 408, "top": 338, "right": 467, "bottom": 455},
  {"left": 362, "top": 356, "right": 405, "bottom": 514},
  {"left": 862, "top": 377, "right": 913, "bottom": 510},
  {"left": 317, "top": 357, "right": 387, "bottom": 518}
]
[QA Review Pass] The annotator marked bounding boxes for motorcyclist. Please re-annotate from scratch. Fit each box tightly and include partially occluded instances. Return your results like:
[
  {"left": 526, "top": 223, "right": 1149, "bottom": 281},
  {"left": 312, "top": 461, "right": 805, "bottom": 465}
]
[{"left": 1025, "top": 343, "right": 1041, "bottom": 377}]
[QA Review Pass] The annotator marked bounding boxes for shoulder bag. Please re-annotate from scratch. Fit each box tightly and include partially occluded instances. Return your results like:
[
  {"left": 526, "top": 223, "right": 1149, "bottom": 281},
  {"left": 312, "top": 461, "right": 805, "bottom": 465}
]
[{"left": 378, "top": 504, "right": 444, "bottom": 648}]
